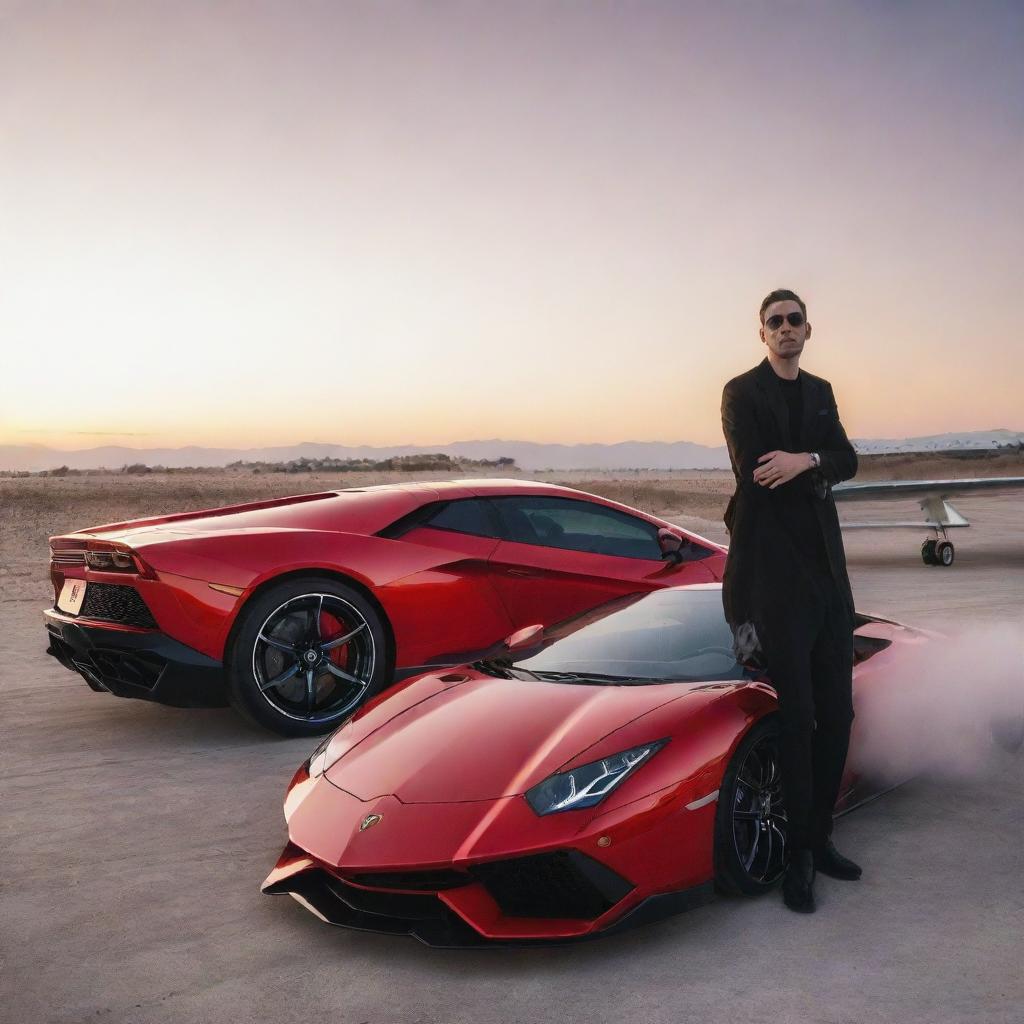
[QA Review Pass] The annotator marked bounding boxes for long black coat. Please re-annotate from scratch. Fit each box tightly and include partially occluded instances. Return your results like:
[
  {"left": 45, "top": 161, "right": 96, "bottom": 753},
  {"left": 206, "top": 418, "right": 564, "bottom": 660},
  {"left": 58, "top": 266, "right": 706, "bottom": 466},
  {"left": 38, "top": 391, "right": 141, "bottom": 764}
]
[{"left": 720, "top": 357, "right": 858, "bottom": 631}]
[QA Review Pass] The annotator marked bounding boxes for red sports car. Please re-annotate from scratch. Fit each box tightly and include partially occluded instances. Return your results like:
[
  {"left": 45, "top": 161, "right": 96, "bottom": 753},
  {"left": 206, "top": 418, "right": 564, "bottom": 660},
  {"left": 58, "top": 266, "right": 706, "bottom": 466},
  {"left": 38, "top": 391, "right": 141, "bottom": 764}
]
[
  {"left": 262, "top": 583, "right": 943, "bottom": 945},
  {"left": 43, "top": 479, "right": 725, "bottom": 735}
]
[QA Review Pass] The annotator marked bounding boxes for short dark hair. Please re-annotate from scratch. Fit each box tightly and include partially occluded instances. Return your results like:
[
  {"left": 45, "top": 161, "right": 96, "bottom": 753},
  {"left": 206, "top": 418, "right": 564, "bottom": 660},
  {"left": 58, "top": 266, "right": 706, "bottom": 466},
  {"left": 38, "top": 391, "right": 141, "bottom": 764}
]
[{"left": 759, "top": 289, "right": 807, "bottom": 324}]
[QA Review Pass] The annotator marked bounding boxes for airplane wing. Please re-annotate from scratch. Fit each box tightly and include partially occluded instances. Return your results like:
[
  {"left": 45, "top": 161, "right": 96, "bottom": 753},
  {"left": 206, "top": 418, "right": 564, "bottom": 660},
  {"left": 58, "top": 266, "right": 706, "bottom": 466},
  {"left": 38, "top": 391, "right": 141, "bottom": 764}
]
[
  {"left": 833, "top": 477, "right": 1024, "bottom": 501},
  {"left": 831, "top": 476, "right": 1024, "bottom": 566}
]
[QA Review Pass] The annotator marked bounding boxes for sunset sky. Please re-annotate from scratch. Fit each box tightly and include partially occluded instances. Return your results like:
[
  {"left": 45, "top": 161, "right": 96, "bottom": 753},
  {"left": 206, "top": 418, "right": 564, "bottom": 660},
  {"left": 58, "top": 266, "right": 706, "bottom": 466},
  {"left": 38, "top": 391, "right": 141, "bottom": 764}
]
[{"left": 2, "top": 1, "right": 1021, "bottom": 451}]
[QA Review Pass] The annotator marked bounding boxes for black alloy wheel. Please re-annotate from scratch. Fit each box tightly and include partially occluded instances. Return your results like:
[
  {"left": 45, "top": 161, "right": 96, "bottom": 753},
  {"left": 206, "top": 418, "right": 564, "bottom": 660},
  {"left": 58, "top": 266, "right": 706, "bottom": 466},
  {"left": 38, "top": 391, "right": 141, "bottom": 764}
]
[
  {"left": 714, "top": 716, "right": 789, "bottom": 896},
  {"left": 227, "top": 577, "right": 389, "bottom": 736}
]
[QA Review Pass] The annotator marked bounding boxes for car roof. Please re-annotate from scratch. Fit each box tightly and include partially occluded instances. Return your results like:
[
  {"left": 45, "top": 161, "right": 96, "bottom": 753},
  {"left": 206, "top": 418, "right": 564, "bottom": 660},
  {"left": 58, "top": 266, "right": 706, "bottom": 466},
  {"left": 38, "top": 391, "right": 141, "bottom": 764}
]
[
  {"left": 335, "top": 477, "right": 682, "bottom": 525},
  {"left": 333, "top": 478, "right": 605, "bottom": 501}
]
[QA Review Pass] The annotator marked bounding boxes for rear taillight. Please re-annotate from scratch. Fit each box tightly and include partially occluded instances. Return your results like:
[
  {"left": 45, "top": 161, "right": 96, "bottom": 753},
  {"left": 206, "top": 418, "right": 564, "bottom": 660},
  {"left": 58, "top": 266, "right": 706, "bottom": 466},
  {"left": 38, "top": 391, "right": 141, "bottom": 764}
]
[
  {"left": 49, "top": 540, "right": 156, "bottom": 579},
  {"left": 85, "top": 549, "right": 136, "bottom": 570}
]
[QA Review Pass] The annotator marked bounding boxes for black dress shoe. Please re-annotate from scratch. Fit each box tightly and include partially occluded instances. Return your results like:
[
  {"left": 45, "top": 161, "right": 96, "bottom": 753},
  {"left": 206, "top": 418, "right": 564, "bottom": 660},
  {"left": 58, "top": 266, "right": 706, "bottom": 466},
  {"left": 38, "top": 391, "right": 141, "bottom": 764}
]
[
  {"left": 813, "top": 840, "right": 862, "bottom": 880},
  {"left": 782, "top": 848, "right": 816, "bottom": 913}
]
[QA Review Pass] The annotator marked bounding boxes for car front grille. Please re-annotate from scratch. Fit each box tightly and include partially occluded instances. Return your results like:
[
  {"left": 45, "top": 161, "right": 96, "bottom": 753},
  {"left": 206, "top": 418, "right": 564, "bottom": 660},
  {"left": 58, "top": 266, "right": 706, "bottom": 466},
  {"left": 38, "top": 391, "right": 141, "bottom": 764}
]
[
  {"left": 470, "top": 851, "right": 635, "bottom": 920},
  {"left": 78, "top": 583, "right": 158, "bottom": 629},
  {"left": 265, "top": 847, "right": 637, "bottom": 944},
  {"left": 346, "top": 869, "right": 471, "bottom": 891}
]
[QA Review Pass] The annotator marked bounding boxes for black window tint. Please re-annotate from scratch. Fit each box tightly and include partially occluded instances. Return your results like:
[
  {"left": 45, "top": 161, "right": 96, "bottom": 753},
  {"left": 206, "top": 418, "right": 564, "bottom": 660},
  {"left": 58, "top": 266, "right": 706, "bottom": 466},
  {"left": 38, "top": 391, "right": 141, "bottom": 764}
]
[
  {"left": 513, "top": 588, "right": 749, "bottom": 682},
  {"left": 425, "top": 499, "right": 500, "bottom": 538},
  {"left": 491, "top": 496, "right": 661, "bottom": 560},
  {"left": 376, "top": 504, "right": 437, "bottom": 539}
]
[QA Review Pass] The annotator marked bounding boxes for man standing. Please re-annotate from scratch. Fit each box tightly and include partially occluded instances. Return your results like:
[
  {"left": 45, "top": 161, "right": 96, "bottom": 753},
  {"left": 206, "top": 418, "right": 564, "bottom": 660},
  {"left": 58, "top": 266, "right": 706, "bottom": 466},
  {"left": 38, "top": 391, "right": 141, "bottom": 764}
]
[{"left": 720, "top": 288, "right": 862, "bottom": 913}]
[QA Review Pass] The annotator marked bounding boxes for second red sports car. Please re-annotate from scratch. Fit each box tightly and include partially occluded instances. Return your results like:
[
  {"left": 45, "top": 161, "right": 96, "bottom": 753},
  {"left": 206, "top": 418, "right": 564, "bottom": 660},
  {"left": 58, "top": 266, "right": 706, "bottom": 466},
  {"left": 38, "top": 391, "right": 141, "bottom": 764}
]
[
  {"left": 43, "top": 479, "right": 725, "bottom": 735},
  {"left": 262, "top": 584, "right": 951, "bottom": 944}
]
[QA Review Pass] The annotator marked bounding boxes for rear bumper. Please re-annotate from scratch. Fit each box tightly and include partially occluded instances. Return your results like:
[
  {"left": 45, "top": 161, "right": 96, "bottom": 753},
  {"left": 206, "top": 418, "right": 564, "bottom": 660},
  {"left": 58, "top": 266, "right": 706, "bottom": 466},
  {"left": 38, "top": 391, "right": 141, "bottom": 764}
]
[{"left": 44, "top": 608, "right": 228, "bottom": 708}]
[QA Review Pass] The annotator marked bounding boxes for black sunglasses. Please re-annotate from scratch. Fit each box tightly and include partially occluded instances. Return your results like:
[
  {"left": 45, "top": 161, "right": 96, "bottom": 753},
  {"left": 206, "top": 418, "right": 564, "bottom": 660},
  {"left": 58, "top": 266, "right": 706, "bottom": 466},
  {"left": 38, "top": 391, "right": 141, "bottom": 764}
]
[{"left": 764, "top": 312, "right": 805, "bottom": 330}]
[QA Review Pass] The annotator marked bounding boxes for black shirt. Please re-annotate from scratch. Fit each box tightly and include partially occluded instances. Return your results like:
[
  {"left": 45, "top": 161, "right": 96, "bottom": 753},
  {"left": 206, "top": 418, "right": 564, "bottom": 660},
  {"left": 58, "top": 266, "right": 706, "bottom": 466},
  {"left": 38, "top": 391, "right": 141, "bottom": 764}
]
[
  {"left": 773, "top": 371, "right": 831, "bottom": 576},
  {"left": 776, "top": 372, "right": 804, "bottom": 449}
]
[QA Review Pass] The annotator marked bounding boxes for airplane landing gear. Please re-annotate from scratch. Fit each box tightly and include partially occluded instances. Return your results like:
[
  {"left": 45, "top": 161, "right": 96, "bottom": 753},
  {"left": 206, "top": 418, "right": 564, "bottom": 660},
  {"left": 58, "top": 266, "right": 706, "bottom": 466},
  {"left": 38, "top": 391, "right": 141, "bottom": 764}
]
[{"left": 921, "top": 539, "right": 955, "bottom": 566}]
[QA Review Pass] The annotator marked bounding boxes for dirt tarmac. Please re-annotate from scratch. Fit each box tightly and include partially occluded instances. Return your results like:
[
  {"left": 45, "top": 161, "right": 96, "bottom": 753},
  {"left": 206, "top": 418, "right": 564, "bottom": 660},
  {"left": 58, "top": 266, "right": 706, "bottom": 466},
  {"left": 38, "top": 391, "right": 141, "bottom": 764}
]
[{"left": 2, "top": 476, "right": 1022, "bottom": 1024}]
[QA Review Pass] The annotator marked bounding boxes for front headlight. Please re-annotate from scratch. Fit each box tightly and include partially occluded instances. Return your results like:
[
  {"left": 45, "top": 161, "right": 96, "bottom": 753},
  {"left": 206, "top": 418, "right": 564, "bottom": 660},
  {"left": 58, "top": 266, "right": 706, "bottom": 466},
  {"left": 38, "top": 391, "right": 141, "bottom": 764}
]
[{"left": 525, "top": 739, "right": 669, "bottom": 816}]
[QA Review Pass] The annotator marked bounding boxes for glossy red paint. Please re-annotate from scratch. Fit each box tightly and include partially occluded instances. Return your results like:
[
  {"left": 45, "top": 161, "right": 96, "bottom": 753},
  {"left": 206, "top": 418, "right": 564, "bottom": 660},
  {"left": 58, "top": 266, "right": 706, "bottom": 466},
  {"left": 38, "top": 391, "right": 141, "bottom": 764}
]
[
  {"left": 485, "top": 538, "right": 713, "bottom": 629},
  {"left": 263, "top": 607, "right": 928, "bottom": 942},
  {"left": 321, "top": 673, "right": 695, "bottom": 801},
  {"left": 44, "top": 479, "right": 726, "bottom": 705}
]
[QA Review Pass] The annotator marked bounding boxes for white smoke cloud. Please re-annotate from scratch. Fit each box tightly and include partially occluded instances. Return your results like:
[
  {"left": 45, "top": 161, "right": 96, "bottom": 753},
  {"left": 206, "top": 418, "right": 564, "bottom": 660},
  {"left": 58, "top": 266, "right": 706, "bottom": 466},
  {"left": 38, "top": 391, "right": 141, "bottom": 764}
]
[{"left": 850, "top": 621, "right": 1024, "bottom": 785}]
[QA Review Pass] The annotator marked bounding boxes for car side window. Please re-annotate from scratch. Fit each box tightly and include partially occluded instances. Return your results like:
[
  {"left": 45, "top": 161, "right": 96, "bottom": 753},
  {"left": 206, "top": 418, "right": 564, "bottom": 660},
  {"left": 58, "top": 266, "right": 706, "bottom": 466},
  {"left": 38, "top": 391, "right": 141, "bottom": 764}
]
[
  {"left": 489, "top": 496, "right": 662, "bottom": 560},
  {"left": 424, "top": 499, "right": 502, "bottom": 538}
]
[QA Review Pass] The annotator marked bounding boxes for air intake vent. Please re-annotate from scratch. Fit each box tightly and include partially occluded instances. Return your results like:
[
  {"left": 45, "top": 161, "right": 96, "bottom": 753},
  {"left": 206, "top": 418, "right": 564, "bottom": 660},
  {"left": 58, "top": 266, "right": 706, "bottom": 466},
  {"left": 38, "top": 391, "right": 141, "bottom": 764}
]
[
  {"left": 347, "top": 869, "right": 470, "bottom": 891},
  {"left": 471, "top": 851, "right": 634, "bottom": 919},
  {"left": 78, "top": 583, "right": 158, "bottom": 629}
]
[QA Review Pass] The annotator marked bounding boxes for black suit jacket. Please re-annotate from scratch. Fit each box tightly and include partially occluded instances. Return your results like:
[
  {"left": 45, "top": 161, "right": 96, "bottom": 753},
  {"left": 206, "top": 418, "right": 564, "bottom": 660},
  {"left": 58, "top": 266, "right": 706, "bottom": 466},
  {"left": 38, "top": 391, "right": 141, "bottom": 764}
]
[{"left": 720, "top": 357, "right": 858, "bottom": 630}]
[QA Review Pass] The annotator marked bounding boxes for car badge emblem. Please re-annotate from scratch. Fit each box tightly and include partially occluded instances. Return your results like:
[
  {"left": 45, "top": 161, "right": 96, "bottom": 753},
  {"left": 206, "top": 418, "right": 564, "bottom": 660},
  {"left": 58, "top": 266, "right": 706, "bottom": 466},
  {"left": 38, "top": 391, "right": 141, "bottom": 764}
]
[{"left": 359, "top": 813, "right": 382, "bottom": 832}]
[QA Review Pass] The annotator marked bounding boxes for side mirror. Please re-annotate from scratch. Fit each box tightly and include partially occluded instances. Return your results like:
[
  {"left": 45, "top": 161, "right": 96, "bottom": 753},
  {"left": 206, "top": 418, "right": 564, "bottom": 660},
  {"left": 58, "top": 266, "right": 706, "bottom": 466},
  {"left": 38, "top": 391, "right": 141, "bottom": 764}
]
[
  {"left": 505, "top": 623, "right": 545, "bottom": 651},
  {"left": 658, "top": 528, "right": 686, "bottom": 566}
]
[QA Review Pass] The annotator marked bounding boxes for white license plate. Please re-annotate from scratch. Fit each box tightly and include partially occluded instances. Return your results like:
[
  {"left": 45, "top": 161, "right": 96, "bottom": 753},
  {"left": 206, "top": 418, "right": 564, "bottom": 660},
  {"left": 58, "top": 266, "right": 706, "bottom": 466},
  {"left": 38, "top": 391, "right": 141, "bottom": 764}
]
[{"left": 57, "top": 579, "right": 87, "bottom": 615}]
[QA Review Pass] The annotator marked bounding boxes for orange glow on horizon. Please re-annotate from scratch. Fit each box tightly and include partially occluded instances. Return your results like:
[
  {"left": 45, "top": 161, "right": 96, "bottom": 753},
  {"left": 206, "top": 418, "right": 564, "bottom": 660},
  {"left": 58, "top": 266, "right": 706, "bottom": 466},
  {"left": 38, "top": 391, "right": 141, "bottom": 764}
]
[{"left": 2, "top": 4, "right": 1021, "bottom": 453}]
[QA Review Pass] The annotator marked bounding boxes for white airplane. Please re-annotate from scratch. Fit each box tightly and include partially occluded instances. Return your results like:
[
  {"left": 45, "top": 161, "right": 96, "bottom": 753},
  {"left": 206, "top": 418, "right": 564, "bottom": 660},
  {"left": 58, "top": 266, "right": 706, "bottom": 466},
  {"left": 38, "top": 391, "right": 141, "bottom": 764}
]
[{"left": 833, "top": 476, "right": 1024, "bottom": 566}]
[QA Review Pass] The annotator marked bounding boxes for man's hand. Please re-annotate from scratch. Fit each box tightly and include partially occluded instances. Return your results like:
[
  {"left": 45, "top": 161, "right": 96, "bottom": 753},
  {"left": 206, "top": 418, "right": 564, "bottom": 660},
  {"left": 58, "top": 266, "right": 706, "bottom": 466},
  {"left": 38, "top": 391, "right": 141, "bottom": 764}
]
[{"left": 753, "top": 450, "right": 812, "bottom": 489}]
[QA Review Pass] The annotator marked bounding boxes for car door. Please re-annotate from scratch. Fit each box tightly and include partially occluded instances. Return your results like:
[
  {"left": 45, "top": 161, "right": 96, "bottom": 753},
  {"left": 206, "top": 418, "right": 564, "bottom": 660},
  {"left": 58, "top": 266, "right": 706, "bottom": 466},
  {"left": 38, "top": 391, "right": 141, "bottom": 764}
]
[
  {"left": 381, "top": 498, "right": 515, "bottom": 663},
  {"left": 484, "top": 495, "right": 715, "bottom": 629}
]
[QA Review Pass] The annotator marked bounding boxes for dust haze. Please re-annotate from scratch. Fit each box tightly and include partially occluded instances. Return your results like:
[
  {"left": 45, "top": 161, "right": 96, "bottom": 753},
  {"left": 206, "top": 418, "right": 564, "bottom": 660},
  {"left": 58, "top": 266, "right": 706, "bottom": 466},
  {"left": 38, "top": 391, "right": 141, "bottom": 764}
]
[{"left": 852, "top": 621, "right": 1024, "bottom": 784}]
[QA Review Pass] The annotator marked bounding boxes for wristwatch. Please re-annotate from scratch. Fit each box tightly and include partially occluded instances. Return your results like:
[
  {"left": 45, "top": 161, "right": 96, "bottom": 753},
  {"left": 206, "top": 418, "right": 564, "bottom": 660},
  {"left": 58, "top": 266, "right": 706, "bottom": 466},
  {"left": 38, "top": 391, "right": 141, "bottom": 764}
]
[{"left": 809, "top": 452, "right": 821, "bottom": 470}]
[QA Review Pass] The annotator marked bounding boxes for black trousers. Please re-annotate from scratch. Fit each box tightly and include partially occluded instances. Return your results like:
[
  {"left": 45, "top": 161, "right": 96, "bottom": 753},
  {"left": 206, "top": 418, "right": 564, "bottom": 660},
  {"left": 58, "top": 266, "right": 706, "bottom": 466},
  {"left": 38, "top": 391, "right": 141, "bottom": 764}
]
[{"left": 756, "top": 568, "right": 855, "bottom": 853}]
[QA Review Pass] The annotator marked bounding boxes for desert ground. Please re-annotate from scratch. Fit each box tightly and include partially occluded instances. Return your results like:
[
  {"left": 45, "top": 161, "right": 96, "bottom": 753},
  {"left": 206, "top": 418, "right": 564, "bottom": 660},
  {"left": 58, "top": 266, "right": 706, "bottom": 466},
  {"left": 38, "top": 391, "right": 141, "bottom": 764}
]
[{"left": 2, "top": 460, "right": 1022, "bottom": 1023}]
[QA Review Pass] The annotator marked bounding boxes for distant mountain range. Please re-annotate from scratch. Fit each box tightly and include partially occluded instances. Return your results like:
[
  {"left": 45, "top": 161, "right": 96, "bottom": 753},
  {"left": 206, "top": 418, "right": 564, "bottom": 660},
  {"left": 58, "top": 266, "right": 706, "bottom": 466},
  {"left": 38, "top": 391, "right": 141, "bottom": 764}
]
[
  {"left": 849, "top": 430, "right": 1024, "bottom": 455},
  {"left": 2, "top": 430, "right": 1022, "bottom": 472}
]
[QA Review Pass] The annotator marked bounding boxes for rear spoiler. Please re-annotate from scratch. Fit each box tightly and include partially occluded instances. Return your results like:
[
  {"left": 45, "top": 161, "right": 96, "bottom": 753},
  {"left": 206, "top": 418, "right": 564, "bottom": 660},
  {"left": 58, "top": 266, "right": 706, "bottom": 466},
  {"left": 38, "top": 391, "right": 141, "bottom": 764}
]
[{"left": 76, "top": 491, "right": 338, "bottom": 536}]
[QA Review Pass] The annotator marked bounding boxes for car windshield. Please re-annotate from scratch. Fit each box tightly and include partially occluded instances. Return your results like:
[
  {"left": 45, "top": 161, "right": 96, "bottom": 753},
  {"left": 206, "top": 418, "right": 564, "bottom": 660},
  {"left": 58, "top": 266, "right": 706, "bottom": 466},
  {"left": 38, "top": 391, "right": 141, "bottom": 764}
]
[{"left": 483, "top": 587, "right": 753, "bottom": 685}]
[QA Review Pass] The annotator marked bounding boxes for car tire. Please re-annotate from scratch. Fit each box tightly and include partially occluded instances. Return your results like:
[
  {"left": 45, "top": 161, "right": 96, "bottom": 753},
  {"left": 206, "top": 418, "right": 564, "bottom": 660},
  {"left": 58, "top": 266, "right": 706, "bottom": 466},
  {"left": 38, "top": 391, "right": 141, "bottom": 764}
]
[
  {"left": 226, "top": 576, "right": 391, "bottom": 737},
  {"left": 713, "top": 715, "right": 789, "bottom": 896}
]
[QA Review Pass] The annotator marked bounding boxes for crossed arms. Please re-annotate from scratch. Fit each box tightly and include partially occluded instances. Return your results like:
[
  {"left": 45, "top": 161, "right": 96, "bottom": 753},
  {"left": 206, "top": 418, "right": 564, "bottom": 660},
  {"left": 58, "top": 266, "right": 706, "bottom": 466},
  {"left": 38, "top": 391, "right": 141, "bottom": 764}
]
[{"left": 721, "top": 379, "right": 858, "bottom": 497}]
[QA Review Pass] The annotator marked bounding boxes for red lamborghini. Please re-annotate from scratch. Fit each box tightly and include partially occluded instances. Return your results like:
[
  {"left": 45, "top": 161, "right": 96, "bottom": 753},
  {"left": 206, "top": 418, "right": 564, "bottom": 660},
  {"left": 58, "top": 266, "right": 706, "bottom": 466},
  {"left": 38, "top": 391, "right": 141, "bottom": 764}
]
[
  {"left": 43, "top": 479, "right": 725, "bottom": 735},
  {"left": 262, "top": 584, "right": 947, "bottom": 945}
]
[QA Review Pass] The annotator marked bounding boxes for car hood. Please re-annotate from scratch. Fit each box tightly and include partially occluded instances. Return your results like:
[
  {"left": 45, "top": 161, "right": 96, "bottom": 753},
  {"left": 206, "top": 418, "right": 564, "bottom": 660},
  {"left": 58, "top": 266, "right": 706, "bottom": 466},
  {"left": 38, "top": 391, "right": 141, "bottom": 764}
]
[{"left": 323, "top": 670, "right": 698, "bottom": 803}]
